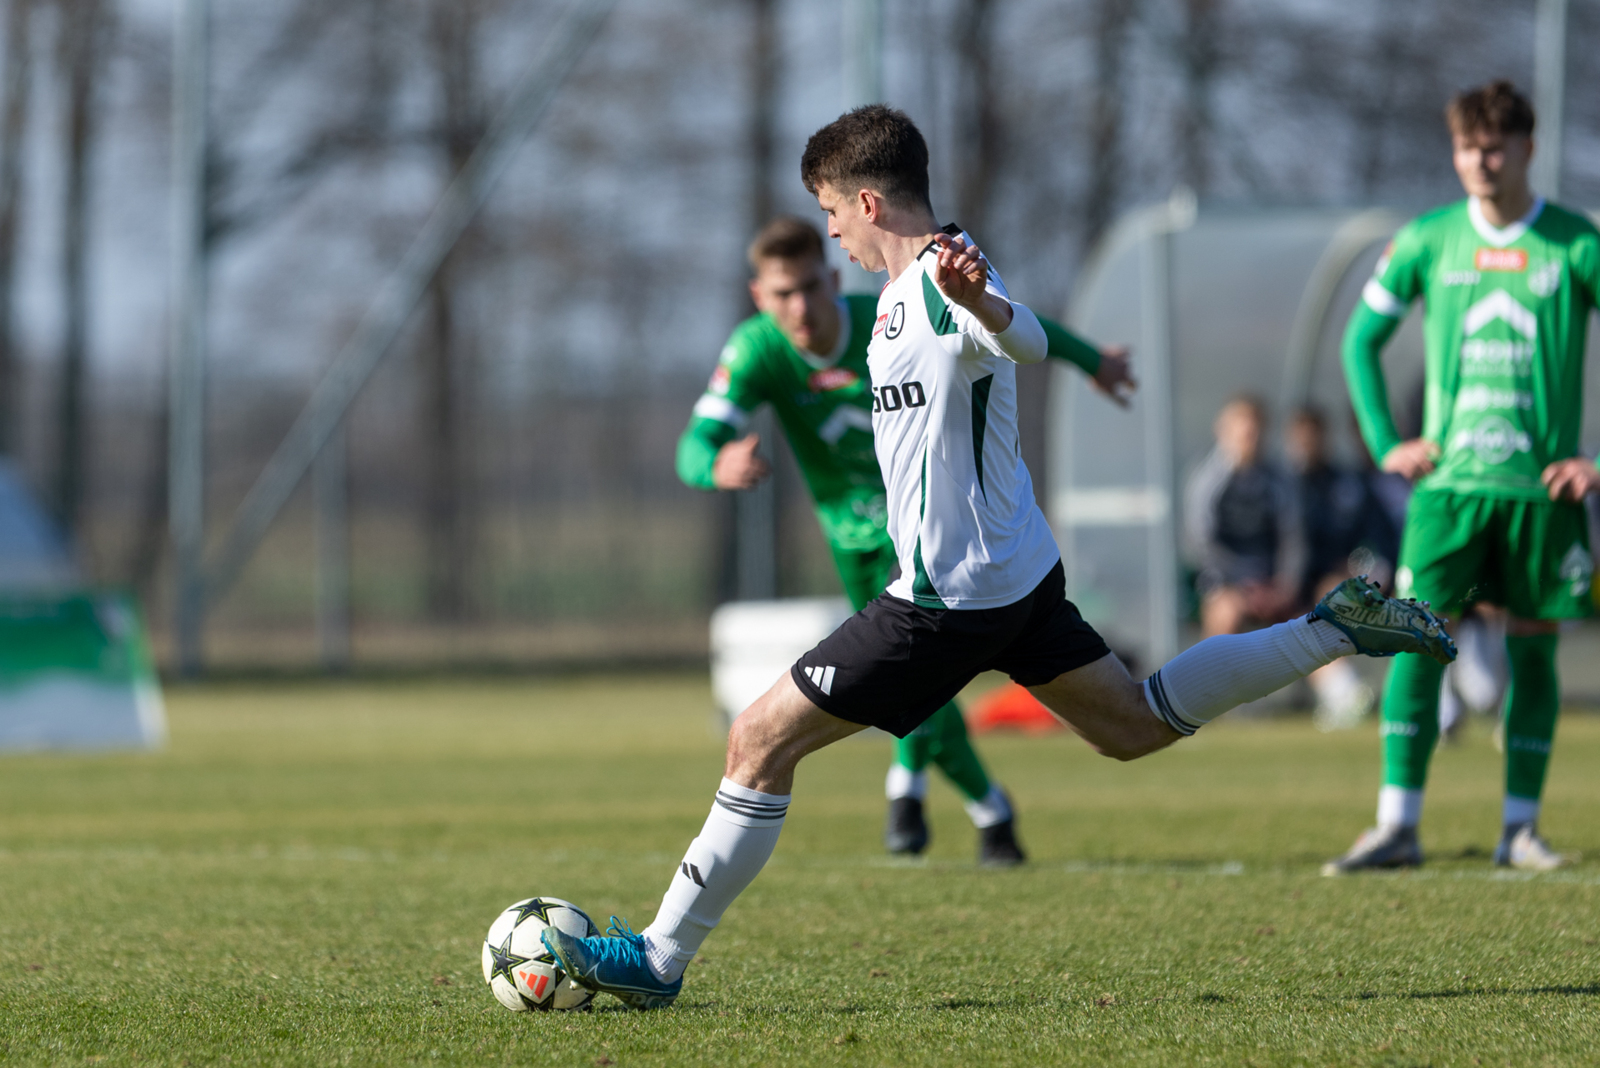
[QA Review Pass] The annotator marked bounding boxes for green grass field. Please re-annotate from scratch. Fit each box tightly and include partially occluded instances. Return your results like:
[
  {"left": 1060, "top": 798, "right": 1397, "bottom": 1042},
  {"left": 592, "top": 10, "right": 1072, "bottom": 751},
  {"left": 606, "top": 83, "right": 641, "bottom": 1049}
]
[{"left": 2, "top": 675, "right": 1598, "bottom": 1066}]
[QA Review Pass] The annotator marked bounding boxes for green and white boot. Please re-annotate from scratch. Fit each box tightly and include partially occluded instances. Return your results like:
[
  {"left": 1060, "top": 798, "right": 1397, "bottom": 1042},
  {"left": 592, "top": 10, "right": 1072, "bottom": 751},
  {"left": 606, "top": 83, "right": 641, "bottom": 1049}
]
[
  {"left": 1493, "top": 824, "right": 1571, "bottom": 872},
  {"left": 1321, "top": 824, "right": 1423, "bottom": 876},
  {"left": 1312, "top": 577, "right": 1457, "bottom": 666}
]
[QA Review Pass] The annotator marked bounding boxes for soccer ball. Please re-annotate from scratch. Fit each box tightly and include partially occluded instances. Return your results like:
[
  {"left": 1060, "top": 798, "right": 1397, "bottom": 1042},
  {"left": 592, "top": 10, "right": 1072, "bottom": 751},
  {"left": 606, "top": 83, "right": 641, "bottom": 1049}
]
[{"left": 481, "top": 896, "right": 599, "bottom": 1011}]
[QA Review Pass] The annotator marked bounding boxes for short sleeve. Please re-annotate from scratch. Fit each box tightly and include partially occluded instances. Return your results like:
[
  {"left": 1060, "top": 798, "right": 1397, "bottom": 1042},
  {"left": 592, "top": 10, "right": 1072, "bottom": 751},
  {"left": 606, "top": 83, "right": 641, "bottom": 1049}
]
[
  {"left": 691, "top": 323, "right": 771, "bottom": 430},
  {"left": 1362, "top": 221, "right": 1427, "bottom": 319}
]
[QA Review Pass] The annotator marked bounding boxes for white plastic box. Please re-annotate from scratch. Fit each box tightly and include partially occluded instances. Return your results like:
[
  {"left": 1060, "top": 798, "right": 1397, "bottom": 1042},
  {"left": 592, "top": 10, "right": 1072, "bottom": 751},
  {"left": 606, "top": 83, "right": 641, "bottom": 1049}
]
[{"left": 709, "top": 597, "right": 853, "bottom": 731}]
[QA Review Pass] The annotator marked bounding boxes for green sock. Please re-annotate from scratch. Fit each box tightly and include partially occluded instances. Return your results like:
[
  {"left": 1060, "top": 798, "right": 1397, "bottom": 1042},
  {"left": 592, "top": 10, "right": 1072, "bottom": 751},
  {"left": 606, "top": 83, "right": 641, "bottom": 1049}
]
[
  {"left": 895, "top": 702, "right": 991, "bottom": 802},
  {"left": 1503, "top": 634, "right": 1560, "bottom": 806},
  {"left": 1379, "top": 652, "right": 1445, "bottom": 789}
]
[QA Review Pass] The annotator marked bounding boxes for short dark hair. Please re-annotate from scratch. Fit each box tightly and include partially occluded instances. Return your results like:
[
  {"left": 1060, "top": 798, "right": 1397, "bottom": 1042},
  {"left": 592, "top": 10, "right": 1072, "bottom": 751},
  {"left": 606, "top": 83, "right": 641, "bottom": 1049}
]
[
  {"left": 800, "top": 105, "right": 933, "bottom": 214},
  {"left": 746, "top": 215, "right": 825, "bottom": 273},
  {"left": 1446, "top": 80, "right": 1535, "bottom": 139}
]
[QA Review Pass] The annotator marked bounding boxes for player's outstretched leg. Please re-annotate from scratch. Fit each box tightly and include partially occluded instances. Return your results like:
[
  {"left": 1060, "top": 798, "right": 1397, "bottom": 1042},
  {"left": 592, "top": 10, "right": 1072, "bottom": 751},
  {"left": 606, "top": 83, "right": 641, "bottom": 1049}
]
[
  {"left": 1029, "top": 577, "right": 1454, "bottom": 760},
  {"left": 544, "top": 673, "right": 862, "bottom": 1009}
]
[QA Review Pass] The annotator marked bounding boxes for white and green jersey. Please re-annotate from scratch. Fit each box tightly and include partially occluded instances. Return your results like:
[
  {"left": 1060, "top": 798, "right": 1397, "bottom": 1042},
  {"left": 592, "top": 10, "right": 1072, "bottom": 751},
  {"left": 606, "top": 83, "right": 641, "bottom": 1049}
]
[
  {"left": 870, "top": 231, "right": 1057, "bottom": 609},
  {"left": 1350, "top": 197, "right": 1600, "bottom": 500}
]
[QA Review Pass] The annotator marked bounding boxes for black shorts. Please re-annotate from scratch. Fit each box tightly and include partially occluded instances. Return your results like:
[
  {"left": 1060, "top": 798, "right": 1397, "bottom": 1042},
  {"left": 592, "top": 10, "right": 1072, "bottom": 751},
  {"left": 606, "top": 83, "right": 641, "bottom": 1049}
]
[{"left": 790, "top": 560, "right": 1110, "bottom": 738}]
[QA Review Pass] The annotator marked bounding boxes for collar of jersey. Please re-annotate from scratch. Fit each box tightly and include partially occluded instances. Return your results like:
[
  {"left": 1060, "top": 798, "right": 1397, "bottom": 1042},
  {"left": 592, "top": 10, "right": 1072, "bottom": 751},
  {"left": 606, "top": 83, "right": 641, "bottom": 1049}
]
[
  {"left": 795, "top": 298, "right": 852, "bottom": 370},
  {"left": 1468, "top": 195, "right": 1544, "bottom": 247},
  {"left": 915, "top": 222, "right": 967, "bottom": 264}
]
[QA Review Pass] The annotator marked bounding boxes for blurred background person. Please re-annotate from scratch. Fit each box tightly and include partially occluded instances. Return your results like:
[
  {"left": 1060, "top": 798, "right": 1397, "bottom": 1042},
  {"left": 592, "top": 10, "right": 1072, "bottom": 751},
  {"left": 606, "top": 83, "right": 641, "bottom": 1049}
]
[
  {"left": 1438, "top": 604, "right": 1509, "bottom": 744},
  {"left": 1283, "top": 405, "right": 1399, "bottom": 728},
  {"left": 1184, "top": 395, "right": 1302, "bottom": 639}
]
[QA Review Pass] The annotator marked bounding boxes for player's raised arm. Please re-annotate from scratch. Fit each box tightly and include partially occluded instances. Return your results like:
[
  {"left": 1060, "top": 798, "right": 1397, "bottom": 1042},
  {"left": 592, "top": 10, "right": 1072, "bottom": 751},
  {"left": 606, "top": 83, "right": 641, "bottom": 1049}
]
[
  {"left": 933, "top": 233, "right": 1047, "bottom": 364},
  {"left": 1039, "top": 316, "right": 1136, "bottom": 406}
]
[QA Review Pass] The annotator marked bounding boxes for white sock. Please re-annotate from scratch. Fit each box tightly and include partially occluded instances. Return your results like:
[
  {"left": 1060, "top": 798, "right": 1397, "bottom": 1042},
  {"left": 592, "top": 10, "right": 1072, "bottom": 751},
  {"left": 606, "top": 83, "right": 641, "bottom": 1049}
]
[
  {"left": 1144, "top": 616, "right": 1356, "bottom": 734},
  {"left": 1377, "top": 785, "right": 1424, "bottom": 828},
  {"left": 1502, "top": 795, "right": 1539, "bottom": 829},
  {"left": 963, "top": 785, "right": 1012, "bottom": 829},
  {"left": 641, "top": 778, "right": 789, "bottom": 983},
  {"left": 885, "top": 764, "right": 927, "bottom": 801}
]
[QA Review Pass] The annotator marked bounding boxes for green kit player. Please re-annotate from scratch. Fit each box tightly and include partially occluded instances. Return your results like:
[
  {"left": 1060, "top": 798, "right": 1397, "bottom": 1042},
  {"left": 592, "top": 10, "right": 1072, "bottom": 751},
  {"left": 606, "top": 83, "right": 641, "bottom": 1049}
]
[
  {"left": 1327, "top": 81, "right": 1600, "bottom": 875},
  {"left": 678, "top": 215, "right": 1135, "bottom": 865}
]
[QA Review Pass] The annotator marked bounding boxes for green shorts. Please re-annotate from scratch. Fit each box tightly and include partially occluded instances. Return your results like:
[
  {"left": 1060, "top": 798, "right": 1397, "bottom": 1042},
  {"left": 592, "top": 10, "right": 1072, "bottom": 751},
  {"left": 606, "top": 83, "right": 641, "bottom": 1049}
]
[
  {"left": 1395, "top": 489, "right": 1594, "bottom": 620},
  {"left": 830, "top": 541, "right": 897, "bottom": 612}
]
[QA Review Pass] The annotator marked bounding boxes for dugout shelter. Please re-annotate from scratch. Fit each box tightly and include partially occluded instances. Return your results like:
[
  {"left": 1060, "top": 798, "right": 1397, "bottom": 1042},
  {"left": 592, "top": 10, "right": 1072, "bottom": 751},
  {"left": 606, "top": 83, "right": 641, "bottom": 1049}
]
[{"left": 1047, "top": 194, "right": 1600, "bottom": 672}]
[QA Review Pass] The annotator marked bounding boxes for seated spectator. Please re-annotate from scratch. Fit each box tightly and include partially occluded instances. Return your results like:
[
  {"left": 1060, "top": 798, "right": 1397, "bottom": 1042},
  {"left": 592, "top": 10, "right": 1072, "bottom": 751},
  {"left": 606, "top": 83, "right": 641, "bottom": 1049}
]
[
  {"left": 1285, "top": 405, "right": 1400, "bottom": 602},
  {"left": 1283, "top": 405, "right": 1401, "bottom": 728},
  {"left": 1184, "top": 395, "right": 1302, "bottom": 638}
]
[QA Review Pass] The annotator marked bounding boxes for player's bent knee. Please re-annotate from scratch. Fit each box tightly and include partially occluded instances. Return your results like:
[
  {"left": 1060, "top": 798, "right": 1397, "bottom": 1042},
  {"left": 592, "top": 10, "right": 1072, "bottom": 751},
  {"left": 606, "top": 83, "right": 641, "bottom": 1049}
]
[
  {"left": 1030, "top": 660, "right": 1176, "bottom": 762},
  {"left": 725, "top": 701, "right": 788, "bottom": 783},
  {"left": 723, "top": 671, "right": 860, "bottom": 793}
]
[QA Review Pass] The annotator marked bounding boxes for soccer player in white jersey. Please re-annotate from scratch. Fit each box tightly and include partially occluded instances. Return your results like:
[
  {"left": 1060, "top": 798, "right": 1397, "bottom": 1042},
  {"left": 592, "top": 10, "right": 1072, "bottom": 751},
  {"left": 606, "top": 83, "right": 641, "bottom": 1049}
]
[{"left": 544, "top": 105, "right": 1457, "bottom": 1010}]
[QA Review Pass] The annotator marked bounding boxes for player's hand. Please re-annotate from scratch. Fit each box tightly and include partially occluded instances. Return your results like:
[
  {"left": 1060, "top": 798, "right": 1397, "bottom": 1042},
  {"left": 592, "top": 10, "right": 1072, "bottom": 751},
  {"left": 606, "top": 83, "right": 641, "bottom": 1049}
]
[
  {"left": 1091, "top": 346, "right": 1136, "bottom": 407},
  {"left": 1381, "top": 438, "right": 1439, "bottom": 482},
  {"left": 930, "top": 233, "right": 988, "bottom": 305},
  {"left": 930, "top": 234, "right": 1012, "bottom": 332},
  {"left": 1541, "top": 457, "right": 1600, "bottom": 502},
  {"left": 712, "top": 434, "right": 770, "bottom": 490}
]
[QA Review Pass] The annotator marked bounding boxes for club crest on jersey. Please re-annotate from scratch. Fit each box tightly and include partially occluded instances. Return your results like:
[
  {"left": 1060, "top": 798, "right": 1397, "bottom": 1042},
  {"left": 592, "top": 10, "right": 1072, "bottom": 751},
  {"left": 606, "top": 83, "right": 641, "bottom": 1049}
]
[
  {"left": 1474, "top": 247, "right": 1527, "bottom": 272},
  {"left": 1529, "top": 261, "right": 1562, "bottom": 297},
  {"left": 808, "top": 367, "right": 859, "bottom": 393},
  {"left": 885, "top": 302, "right": 905, "bottom": 339}
]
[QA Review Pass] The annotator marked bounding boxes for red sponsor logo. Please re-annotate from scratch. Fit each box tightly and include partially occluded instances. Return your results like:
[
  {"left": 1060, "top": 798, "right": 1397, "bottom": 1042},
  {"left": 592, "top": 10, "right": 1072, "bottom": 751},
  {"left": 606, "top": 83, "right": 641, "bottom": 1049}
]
[
  {"left": 1475, "top": 247, "right": 1528, "bottom": 272},
  {"left": 520, "top": 970, "right": 549, "bottom": 999},
  {"left": 808, "top": 368, "right": 860, "bottom": 392},
  {"left": 708, "top": 366, "right": 731, "bottom": 394},
  {"left": 873, "top": 313, "right": 888, "bottom": 336}
]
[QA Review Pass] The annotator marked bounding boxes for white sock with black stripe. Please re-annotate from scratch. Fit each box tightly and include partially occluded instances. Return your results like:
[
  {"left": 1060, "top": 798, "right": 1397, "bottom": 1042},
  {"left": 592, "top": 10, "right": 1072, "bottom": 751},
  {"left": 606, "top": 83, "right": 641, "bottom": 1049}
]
[
  {"left": 642, "top": 778, "right": 790, "bottom": 983},
  {"left": 1143, "top": 616, "right": 1356, "bottom": 734}
]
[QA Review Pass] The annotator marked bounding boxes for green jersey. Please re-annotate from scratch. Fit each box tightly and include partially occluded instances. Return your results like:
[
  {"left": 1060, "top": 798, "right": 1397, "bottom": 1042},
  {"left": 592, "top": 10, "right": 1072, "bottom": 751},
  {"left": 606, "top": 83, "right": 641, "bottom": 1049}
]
[
  {"left": 676, "top": 294, "right": 1103, "bottom": 551},
  {"left": 1344, "top": 197, "right": 1600, "bottom": 500}
]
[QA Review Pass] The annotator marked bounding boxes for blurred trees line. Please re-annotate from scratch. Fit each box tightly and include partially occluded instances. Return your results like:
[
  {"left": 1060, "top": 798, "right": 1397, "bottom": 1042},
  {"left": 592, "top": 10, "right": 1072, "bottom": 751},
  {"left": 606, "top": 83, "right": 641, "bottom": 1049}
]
[{"left": 0, "top": 0, "right": 1592, "bottom": 669}]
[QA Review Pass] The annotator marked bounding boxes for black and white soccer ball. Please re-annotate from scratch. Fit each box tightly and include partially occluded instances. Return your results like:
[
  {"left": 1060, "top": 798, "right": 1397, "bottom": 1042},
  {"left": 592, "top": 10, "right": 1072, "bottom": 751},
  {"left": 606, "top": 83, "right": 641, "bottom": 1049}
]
[{"left": 481, "top": 896, "right": 599, "bottom": 1012}]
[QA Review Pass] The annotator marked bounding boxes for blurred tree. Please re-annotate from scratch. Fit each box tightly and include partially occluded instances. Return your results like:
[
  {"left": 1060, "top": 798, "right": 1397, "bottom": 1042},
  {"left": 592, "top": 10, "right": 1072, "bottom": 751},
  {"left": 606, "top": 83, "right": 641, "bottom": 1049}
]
[
  {"left": 53, "top": 0, "right": 111, "bottom": 540},
  {"left": 421, "top": 0, "right": 488, "bottom": 622},
  {"left": 952, "top": 0, "right": 1000, "bottom": 234},
  {"left": 1174, "top": 0, "right": 1221, "bottom": 196},
  {"left": 1084, "top": 0, "right": 1139, "bottom": 252},
  {"left": 0, "top": 0, "right": 31, "bottom": 458}
]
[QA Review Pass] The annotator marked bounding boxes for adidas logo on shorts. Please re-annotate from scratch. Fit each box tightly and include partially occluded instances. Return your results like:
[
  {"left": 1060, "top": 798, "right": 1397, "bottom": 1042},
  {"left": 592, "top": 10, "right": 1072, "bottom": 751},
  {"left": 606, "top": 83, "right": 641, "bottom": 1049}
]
[{"left": 802, "top": 664, "right": 837, "bottom": 695}]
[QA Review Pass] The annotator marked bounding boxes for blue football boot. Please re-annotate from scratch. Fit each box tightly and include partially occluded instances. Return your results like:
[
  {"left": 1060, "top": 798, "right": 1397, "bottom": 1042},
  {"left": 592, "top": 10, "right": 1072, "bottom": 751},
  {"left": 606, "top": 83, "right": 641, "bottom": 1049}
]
[
  {"left": 541, "top": 917, "right": 682, "bottom": 1010},
  {"left": 1312, "top": 576, "right": 1457, "bottom": 666}
]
